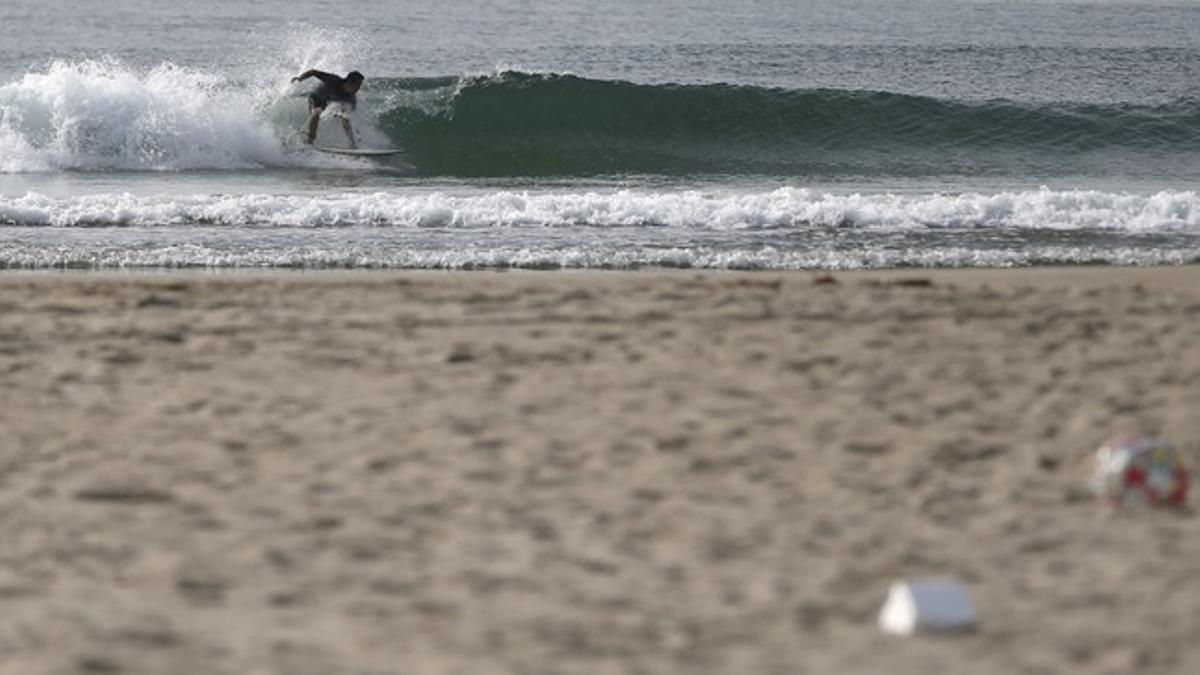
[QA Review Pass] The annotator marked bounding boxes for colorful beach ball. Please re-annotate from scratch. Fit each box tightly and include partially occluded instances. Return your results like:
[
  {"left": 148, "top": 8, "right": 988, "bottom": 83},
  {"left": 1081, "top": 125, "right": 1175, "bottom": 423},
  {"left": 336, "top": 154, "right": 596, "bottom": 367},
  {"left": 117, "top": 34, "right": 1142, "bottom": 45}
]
[{"left": 1090, "top": 437, "right": 1189, "bottom": 509}]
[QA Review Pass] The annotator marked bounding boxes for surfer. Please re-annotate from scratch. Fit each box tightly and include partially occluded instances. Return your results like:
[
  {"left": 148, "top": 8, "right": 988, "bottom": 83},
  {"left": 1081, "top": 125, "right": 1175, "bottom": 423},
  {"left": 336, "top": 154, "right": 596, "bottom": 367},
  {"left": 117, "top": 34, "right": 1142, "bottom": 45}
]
[{"left": 291, "top": 70, "right": 364, "bottom": 148}]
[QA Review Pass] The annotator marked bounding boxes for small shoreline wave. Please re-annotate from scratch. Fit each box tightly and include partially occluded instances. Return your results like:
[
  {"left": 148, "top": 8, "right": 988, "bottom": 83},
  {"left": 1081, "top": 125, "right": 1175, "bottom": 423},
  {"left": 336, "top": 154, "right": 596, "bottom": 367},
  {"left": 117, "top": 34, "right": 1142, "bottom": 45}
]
[{"left": 1, "top": 187, "right": 1194, "bottom": 231}]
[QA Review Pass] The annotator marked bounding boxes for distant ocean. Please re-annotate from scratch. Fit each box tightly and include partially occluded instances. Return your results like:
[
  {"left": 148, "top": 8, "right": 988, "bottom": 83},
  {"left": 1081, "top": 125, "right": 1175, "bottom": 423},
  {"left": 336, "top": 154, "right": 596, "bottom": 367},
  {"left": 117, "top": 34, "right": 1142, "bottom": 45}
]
[{"left": 1, "top": 0, "right": 1197, "bottom": 269}]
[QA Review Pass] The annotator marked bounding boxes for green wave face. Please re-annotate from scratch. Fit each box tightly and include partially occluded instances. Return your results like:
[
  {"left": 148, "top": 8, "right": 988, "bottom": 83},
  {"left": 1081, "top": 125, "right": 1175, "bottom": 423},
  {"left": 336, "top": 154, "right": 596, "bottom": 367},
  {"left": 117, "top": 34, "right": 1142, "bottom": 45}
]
[{"left": 368, "top": 71, "right": 1200, "bottom": 177}]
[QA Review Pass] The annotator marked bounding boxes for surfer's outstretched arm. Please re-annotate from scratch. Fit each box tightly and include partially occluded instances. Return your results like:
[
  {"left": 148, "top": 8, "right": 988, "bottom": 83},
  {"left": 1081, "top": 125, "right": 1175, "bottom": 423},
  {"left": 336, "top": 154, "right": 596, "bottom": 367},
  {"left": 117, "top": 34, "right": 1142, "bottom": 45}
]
[{"left": 291, "top": 69, "right": 336, "bottom": 83}]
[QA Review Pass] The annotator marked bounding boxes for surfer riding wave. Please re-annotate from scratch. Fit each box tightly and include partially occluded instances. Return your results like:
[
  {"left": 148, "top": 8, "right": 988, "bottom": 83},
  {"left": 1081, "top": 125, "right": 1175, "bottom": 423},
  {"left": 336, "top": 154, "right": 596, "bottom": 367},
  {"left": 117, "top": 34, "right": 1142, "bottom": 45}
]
[{"left": 291, "top": 69, "right": 364, "bottom": 148}]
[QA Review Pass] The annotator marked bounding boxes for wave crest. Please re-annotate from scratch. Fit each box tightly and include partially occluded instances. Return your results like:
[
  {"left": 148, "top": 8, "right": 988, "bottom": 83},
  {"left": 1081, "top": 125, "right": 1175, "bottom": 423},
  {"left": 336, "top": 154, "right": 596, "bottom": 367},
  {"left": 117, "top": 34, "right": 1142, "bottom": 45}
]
[{"left": 373, "top": 71, "right": 1200, "bottom": 175}]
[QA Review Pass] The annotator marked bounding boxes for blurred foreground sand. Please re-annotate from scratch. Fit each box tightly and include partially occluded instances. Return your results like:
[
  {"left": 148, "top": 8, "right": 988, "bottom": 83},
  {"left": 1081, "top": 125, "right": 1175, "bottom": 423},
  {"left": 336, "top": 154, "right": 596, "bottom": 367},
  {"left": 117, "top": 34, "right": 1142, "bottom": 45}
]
[{"left": 1, "top": 268, "right": 1199, "bottom": 674}]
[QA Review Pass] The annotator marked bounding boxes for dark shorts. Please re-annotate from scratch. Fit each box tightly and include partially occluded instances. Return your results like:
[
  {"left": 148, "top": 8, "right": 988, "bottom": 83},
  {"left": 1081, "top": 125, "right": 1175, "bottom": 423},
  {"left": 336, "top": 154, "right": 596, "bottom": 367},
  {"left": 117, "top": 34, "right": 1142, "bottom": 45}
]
[{"left": 308, "top": 92, "right": 330, "bottom": 110}]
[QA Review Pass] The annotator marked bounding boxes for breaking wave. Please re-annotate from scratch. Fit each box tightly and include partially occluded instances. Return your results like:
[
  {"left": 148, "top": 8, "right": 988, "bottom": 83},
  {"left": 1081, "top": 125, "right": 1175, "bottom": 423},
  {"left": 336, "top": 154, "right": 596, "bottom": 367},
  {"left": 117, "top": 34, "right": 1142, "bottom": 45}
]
[
  {"left": 1, "top": 62, "right": 1197, "bottom": 176},
  {"left": 375, "top": 71, "right": 1200, "bottom": 176}
]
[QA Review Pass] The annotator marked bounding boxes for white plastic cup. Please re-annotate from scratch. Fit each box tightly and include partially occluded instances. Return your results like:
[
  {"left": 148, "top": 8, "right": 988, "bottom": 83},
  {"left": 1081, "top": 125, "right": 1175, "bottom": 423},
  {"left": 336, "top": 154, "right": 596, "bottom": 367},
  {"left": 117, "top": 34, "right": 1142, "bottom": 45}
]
[{"left": 878, "top": 578, "right": 978, "bottom": 636}]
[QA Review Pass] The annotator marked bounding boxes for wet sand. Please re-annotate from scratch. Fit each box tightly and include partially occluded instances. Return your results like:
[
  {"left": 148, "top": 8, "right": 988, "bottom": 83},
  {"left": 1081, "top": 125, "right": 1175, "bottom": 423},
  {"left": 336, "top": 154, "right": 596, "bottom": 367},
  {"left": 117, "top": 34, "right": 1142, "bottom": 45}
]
[{"left": 1, "top": 268, "right": 1198, "bottom": 674}]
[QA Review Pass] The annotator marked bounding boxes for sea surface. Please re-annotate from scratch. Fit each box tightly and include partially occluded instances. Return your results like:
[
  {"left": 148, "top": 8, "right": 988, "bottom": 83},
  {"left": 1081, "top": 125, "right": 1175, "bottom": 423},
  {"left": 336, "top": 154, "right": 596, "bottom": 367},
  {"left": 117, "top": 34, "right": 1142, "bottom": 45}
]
[{"left": 1, "top": 0, "right": 1198, "bottom": 269}]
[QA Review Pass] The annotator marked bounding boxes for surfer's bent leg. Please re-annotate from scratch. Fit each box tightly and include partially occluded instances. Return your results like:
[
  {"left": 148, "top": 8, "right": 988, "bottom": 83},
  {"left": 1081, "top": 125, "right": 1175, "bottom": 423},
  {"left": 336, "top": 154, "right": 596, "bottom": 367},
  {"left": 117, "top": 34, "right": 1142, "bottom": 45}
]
[
  {"left": 340, "top": 117, "right": 356, "bottom": 149},
  {"left": 306, "top": 94, "right": 326, "bottom": 144}
]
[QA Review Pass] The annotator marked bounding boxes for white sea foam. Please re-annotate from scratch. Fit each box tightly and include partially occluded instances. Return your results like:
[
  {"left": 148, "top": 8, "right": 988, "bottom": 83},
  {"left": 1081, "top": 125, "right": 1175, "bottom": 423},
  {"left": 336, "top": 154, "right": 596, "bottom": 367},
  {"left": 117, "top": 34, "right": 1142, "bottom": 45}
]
[
  {"left": 0, "top": 60, "right": 353, "bottom": 171},
  {"left": 0, "top": 238, "right": 1194, "bottom": 270},
  {"left": 0, "top": 187, "right": 1196, "bottom": 231}
]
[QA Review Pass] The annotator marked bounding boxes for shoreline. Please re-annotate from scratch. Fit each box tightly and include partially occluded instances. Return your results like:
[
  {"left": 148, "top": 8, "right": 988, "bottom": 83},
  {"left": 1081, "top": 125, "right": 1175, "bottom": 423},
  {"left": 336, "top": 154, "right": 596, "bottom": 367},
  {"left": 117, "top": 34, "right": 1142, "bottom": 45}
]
[{"left": 2, "top": 262, "right": 1199, "bottom": 284}]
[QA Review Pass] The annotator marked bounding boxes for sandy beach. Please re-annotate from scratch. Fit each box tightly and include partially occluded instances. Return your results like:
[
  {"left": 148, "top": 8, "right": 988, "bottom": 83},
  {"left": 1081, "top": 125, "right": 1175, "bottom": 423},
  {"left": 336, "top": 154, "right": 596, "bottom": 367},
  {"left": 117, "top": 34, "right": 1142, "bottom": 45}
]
[{"left": 1, "top": 267, "right": 1198, "bottom": 675}]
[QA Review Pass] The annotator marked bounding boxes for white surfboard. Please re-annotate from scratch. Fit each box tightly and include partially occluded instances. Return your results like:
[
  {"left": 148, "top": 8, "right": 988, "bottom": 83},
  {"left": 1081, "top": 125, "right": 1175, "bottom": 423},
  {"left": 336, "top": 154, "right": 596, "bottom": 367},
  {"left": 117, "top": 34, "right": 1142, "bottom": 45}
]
[{"left": 313, "top": 146, "right": 407, "bottom": 157}]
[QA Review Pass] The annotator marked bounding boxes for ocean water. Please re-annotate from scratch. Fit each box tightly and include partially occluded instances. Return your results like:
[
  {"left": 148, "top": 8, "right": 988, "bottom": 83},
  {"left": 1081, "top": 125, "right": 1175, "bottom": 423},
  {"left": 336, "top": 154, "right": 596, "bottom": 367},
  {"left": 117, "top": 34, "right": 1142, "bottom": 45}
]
[{"left": 0, "top": 0, "right": 1198, "bottom": 269}]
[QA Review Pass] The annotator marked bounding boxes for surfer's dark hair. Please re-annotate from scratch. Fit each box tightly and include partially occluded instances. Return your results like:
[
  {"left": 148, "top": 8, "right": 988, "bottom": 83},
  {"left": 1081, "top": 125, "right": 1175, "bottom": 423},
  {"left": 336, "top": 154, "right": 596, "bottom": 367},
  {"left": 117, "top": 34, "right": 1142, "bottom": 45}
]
[{"left": 346, "top": 71, "right": 364, "bottom": 82}]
